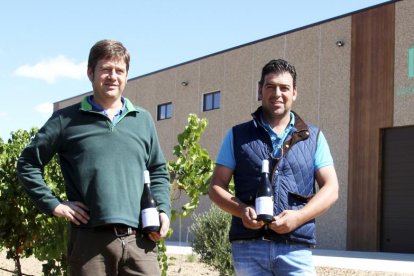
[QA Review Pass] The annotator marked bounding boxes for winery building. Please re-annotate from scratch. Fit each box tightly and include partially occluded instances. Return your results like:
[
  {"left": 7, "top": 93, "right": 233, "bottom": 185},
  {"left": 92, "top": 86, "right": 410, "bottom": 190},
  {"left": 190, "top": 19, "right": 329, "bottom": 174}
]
[{"left": 55, "top": 0, "right": 414, "bottom": 253}]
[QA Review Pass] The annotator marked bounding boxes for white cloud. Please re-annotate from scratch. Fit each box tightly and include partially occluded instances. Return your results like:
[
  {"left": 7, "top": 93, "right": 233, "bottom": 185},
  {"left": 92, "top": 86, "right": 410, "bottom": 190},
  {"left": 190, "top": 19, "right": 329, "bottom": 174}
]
[
  {"left": 0, "top": 111, "right": 8, "bottom": 119},
  {"left": 14, "top": 55, "right": 87, "bottom": 83},
  {"left": 34, "top": 102, "right": 53, "bottom": 116}
]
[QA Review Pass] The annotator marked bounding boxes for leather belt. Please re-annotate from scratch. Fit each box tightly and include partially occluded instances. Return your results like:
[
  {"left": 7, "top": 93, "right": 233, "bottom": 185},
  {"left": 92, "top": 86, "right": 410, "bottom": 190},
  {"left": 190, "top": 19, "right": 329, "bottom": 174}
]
[
  {"left": 95, "top": 224, "right": 139, "bottom": 237},
  {"left": 260, "top": 235, "right": 315, "bottom": 248}
]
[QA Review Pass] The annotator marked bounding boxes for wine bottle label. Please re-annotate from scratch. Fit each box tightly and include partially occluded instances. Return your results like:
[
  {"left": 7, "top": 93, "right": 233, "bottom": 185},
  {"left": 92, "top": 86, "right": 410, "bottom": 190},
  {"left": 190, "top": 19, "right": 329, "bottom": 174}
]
[
  {"left": 142, "top": 207, "right": 160, "bottom": 227},
  {"left": 255, "top": 196, "right": 273, "bottom": 215}
]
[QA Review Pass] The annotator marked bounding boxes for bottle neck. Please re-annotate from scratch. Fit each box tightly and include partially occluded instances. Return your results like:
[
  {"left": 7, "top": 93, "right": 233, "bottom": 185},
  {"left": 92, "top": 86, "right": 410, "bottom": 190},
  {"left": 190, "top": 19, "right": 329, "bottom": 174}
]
[{"left": 261, "top": 172, "right": 269, "bottom": 177}]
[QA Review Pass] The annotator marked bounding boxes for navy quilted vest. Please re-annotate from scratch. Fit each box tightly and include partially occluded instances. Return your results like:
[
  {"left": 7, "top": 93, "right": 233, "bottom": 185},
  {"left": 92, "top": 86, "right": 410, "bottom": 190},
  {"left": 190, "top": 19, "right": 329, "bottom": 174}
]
[{"left": 230, "top": 107, "right": 319, "bottom": 245}]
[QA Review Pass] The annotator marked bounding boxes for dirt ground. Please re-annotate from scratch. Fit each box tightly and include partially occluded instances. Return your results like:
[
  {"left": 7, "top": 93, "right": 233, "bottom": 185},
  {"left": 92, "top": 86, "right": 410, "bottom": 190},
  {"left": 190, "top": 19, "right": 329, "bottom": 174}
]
[
  {"left": 0, "top": 251, "right": 218, "bottom": 276},
  {"left": 1, "top": 250, "right": 412, "bottom": 276}
]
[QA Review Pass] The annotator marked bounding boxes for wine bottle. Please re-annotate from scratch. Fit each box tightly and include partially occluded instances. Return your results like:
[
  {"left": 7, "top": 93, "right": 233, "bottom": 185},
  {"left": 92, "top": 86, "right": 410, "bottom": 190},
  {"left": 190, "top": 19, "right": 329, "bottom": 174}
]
[
  {"left": 141, "top": 170, "right": 160, "bottom": 233},
  {"left": 255, "top": 159, "right": 274, "bottom": 223}
]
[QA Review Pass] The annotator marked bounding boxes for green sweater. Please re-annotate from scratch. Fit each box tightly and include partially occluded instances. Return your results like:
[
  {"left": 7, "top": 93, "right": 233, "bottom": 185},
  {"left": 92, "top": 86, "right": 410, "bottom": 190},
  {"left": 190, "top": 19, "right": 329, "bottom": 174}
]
[{"left": 17, "top": 97, "right": 171, "bottom": 228}]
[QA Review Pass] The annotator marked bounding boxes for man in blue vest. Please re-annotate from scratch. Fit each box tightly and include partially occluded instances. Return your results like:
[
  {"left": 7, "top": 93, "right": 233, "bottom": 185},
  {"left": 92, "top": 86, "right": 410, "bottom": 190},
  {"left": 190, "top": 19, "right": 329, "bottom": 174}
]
[{"left": 209, "top": 59, "right": 339, "bottom": 275}]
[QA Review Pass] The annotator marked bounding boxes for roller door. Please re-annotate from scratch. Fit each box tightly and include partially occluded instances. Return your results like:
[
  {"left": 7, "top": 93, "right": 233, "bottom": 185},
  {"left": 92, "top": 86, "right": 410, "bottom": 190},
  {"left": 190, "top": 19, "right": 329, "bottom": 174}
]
[{"left": 380, "top": 126, "right": 414, "bottom": 253}]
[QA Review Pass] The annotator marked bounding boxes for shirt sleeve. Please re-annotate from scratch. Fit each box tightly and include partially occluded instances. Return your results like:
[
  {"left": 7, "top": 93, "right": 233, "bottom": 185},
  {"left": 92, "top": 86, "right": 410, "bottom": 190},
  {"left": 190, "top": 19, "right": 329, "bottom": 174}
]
[
  {"left": 145, "top": 112, "right": 171, "bottom": 218},
  {"left": 314, "top": 131, "right": 334, "bottom": 170},
  {"left": 16, "top": 114, "right": 62, "bottom": 216},
  {"left": 216, "top": 128, "right": 236, "bottom": 170}
]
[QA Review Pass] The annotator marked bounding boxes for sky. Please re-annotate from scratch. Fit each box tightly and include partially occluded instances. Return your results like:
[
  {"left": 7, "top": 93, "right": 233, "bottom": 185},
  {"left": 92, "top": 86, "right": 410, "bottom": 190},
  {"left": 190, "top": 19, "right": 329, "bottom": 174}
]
[{"left": 0, "top": 0, "right": 390, "bottom": 142}]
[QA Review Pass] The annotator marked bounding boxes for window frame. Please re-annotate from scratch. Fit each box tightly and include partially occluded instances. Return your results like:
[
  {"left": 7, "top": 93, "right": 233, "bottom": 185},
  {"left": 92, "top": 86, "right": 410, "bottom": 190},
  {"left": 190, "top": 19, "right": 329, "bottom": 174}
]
[
  {"left": 203, "top": 91, "right": 221, "bottom": 112},
  {"left": 157, "top": 102, "right": 173, "bottom": 120},
  {"left": 257, "top": 80, "right": 262, "bottom": 101}
]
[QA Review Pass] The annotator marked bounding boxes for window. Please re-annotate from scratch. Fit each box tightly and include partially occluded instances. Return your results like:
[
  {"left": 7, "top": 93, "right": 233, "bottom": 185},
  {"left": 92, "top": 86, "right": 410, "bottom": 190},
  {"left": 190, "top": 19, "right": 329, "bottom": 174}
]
[
  {"left": 157, "top": 102, "right": 173, "bottom": 120},
  {"left": 203, "top": 91, "right": 221, "bottom": 111},
  {"left": 257, "top": 81, "right": 262, "bottom": 101}
]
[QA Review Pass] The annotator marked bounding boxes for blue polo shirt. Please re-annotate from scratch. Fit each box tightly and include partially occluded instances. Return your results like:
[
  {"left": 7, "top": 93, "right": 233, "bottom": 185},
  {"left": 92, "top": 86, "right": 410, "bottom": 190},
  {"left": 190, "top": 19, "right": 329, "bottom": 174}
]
[
  {"left": 216, "top": 112, "right": 334, "bottom": 171},
  {"left": 87, "top": 96, "right": 126, "bottom": 123}
]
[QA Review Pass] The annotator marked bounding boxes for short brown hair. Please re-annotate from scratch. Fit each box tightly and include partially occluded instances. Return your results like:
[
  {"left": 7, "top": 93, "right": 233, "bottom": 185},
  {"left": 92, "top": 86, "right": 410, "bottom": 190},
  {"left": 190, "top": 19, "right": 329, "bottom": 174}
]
[{"left": 88, "top": 39, "right": 130, "bottom": 72}]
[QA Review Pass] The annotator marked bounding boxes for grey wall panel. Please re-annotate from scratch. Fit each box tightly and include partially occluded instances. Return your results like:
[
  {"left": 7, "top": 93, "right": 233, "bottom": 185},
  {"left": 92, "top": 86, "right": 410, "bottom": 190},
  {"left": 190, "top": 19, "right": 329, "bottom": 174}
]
[
  {"left": 394, "top": 0, "right": 414, "bottom": 126},
  {"left": 316, "top": 17, "right": 351, "bottom": 250},
  {"left": 198, "top": 54, "right": 226, "bottom": 158},
  {"left": 222, "top": 46, "right": 256, "bottom": 134},
  {"left": 285, "top": 26, "right": 321, "bottom": 124}
]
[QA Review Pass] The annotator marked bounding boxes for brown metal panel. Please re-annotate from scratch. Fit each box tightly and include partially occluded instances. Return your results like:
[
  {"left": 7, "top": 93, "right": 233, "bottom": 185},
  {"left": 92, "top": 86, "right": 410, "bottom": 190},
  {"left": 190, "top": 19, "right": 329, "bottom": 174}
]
[{"left": 347, "top": 4, "right": 395, "bottom": 251}]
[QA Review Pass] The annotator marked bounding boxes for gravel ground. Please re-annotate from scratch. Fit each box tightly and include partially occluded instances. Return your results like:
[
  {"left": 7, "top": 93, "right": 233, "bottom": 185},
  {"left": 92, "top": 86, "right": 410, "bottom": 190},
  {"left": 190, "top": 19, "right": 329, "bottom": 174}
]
[
  {"left": 1, "top": 250, "right": 413, "bottom": 276},
  {"left": 316, "top": 267, "right": 413, "bottom": 276}
]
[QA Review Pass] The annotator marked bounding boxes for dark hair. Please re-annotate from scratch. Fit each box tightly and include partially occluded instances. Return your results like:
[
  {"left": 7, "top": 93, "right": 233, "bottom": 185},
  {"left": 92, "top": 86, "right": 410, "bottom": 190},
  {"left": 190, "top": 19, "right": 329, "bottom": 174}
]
[
  {"left": 88, "top": 39, "right": 130, "bottom": 72},
  {"left": 259, "top": 59, "right": 297, "bottom": 88}
]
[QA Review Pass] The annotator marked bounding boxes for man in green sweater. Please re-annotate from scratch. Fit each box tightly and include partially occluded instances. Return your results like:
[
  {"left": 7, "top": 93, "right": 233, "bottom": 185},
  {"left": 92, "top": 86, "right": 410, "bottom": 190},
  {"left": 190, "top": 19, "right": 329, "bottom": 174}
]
[{"left": 17, "top": 39, "right": 171, "bottom": 275}]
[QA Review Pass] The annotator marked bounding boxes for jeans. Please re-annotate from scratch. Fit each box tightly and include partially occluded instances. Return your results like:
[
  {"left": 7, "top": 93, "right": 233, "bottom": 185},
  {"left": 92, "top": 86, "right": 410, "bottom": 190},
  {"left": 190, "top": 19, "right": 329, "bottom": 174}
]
[{"left": 231, "top": 239, "right": 316, "bottom": 276}]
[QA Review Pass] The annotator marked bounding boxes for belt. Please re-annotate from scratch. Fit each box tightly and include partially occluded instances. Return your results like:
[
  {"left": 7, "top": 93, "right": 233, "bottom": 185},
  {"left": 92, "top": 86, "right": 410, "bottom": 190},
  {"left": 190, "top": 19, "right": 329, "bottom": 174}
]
[
  {"left": 94, "top": 224, "right": 139, "bottom": 237},
  {"left": 260, "top": 235, "right": 315, "bottom": 248}
]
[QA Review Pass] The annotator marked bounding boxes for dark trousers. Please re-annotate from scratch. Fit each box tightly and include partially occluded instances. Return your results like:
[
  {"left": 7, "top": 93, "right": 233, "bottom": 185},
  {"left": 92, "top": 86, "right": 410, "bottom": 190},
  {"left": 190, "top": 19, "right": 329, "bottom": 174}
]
[{"left": 68, "top": 226, "right": 160, "bottom": 276}]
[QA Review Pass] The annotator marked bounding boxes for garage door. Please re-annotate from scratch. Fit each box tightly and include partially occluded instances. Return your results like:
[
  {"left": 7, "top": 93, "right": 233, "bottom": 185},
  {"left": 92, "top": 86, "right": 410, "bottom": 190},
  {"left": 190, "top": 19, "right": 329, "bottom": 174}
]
[{"left": 380, "top": 126, "right": 414, "bottom": 253}]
